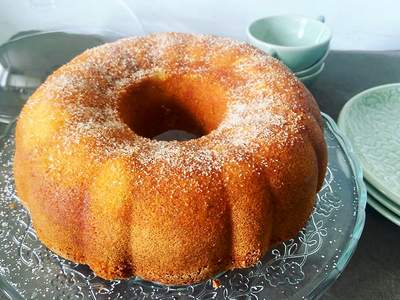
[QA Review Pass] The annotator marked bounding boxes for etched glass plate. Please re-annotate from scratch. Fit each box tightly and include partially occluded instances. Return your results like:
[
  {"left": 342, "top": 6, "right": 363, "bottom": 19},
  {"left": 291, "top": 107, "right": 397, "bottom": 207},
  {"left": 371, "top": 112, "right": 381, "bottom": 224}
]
[{"left": 0, "top": 114, "right": 366, "bottom": 300}]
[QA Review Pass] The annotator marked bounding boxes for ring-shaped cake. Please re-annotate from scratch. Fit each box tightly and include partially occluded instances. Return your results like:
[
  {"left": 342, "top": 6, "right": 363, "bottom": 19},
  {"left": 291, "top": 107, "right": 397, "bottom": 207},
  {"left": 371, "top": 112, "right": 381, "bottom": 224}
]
[{"left": 14, "top": 33, "right": 327, "bottom": 284}]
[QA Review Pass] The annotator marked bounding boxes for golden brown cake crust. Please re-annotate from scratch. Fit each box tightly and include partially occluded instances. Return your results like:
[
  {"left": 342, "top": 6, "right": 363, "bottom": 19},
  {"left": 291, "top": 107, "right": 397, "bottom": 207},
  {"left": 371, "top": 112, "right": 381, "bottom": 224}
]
[{"left": 14, "top": 32, "right": 327, "bottom": 285}]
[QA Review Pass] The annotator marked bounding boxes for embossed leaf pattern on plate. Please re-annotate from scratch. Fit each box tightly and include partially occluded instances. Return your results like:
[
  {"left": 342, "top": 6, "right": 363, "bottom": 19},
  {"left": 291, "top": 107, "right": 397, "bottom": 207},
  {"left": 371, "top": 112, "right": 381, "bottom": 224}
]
[
  {"left": 0, "top": 115, "right": 365, "bottom": 299},
  {"left": 339, "top": 84, "right": 400, "bottom": 205}
]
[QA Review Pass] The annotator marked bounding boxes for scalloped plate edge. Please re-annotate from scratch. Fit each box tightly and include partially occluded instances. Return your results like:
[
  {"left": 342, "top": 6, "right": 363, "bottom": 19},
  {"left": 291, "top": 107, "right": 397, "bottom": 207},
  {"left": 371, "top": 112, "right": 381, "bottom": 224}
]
[{"left": 306, "top": 113, "right": 367, "bottom": 299}]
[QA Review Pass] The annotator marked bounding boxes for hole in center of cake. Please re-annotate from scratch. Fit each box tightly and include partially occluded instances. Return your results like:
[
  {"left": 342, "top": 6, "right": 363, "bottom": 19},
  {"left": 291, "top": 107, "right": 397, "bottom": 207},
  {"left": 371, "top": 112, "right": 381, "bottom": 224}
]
[
  {"left": 152, "top": 129, "right": 200, "bottom": 141},
  {"left": 118, "top": 77, "right": 227, "bottom": 141}
]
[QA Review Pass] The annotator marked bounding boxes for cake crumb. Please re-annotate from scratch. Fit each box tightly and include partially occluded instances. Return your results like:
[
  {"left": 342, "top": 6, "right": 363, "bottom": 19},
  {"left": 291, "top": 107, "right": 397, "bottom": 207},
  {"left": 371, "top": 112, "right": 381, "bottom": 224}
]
[
  {"left": 8, "top": 202, "right": 16, "bottom": 210},
  {"left": 212, "top": 279, "right": 221, "bottom": 289}
]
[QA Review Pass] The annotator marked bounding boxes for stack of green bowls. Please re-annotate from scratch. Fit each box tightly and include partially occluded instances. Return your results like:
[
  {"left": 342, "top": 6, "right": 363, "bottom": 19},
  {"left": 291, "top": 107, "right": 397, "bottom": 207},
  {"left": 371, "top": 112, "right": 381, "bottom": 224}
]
[{"left": 247, "top": 14, "right": 332, "bottom": 86}]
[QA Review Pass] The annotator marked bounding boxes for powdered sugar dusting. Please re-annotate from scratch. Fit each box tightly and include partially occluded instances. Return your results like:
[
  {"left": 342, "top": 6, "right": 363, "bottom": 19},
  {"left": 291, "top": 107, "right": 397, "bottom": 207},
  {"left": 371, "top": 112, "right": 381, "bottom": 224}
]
[{"left": 22, "top": 32, "right": 313, "bottom": 178}]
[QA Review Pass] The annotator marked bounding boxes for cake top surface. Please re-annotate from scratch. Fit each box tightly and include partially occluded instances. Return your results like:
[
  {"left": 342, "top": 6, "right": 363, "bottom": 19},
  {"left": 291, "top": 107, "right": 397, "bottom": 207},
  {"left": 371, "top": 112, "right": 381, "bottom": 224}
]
[{"left": 23, "top": 32, "right": 318, "bottom": 176}]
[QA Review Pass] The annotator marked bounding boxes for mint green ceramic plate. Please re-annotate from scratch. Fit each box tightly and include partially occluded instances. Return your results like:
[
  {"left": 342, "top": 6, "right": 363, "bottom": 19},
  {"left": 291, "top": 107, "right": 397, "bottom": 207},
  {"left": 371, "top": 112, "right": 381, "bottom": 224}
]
[
  {"left": 365, "top": 181, "right": 400, "bottom": 216},
  {"left": 367, "top": 195, "right": 400, "bottom": 227},
  {"left": 338, "top": 83, "right": 400, "bottom": 205}
]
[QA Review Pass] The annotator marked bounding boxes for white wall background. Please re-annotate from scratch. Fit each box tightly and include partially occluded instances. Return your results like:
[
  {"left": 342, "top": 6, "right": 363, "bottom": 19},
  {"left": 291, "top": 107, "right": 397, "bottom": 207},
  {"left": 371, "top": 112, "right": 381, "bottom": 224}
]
[
  {"left": 125, "top": 0, "right": 400, "bottom": 50},
  {"left": 0, "top": 0, "right": 399, "bottom": 50}
]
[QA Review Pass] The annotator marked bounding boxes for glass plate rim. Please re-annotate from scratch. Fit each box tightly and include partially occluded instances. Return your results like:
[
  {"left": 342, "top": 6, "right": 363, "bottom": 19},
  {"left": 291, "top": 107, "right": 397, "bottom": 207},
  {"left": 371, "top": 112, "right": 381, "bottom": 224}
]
[
  {"left": 305, "top": 112, "right": 367, "bottom": 298},
  {"left": 0, "top": 112, "right": 367, "bottom": 299}
]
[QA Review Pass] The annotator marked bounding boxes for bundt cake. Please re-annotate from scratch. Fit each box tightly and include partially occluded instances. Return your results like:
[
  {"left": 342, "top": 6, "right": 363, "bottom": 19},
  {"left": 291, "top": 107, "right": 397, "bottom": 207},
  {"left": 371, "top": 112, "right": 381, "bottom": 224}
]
[{"left": 14, "top": 32, "right": 327, "bottom": 285}]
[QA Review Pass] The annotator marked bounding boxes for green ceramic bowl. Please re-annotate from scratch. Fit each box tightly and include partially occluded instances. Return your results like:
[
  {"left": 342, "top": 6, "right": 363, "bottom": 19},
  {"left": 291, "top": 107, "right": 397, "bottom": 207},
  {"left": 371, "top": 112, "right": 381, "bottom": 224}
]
[
  {"left": 247, "top": 15, "right": 331, "bottom": 72},
  {"left": 298, "top": 62, "right": 325, "bottom": 86},
  {"left": 295, "top": 49, "right": 329, "bottom": 77}
]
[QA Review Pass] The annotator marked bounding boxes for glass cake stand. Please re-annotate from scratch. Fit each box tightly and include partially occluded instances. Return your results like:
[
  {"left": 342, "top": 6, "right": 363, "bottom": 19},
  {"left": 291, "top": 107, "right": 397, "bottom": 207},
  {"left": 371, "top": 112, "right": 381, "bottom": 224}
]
[{"left": 0, "top": 113, "right": 366, "bottom": 300}]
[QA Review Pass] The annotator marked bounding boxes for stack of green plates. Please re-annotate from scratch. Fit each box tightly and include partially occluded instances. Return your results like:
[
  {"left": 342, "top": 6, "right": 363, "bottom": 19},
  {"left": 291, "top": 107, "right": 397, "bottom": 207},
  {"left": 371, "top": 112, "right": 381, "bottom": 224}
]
[{"left": 338, "top": 83, "right": 400, "bottom": 226}]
